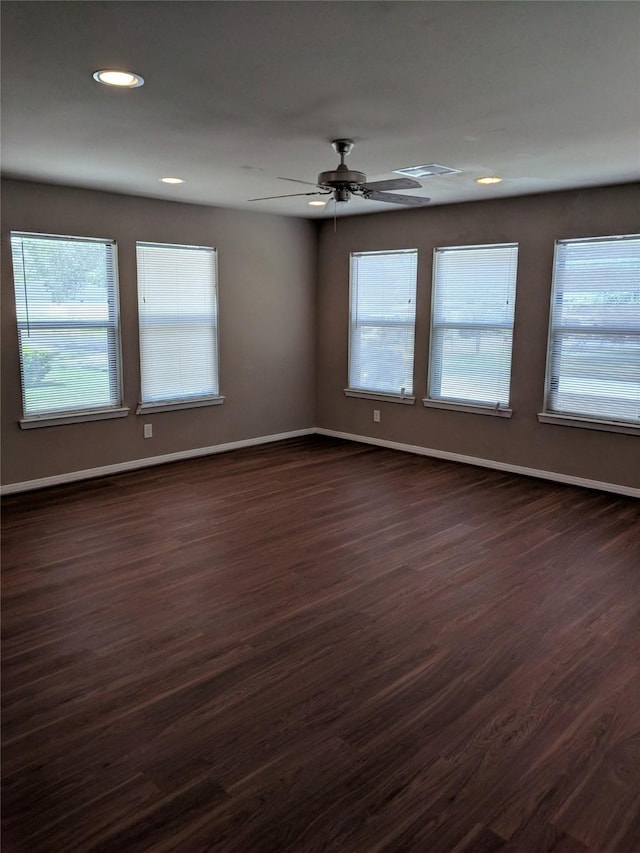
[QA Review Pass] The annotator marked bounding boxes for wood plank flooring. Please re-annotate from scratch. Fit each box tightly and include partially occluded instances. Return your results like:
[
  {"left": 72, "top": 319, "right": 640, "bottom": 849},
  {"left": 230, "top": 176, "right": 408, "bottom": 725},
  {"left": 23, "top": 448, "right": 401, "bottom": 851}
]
[{"left": 2, "top": 435, "right": 639, "bottom": 852}]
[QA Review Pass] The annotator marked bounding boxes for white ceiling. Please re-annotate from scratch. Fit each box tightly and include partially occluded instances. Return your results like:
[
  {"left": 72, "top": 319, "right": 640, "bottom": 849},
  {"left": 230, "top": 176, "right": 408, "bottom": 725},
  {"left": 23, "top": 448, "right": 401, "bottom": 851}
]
[{"left": 2, "top": 1, "right": 639, "bottom": 219}]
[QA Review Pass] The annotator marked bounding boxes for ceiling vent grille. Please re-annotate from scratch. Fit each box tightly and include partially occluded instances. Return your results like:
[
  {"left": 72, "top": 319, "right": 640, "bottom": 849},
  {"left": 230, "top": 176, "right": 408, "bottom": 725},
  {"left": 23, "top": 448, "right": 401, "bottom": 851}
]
[{"left": 393, "top": 163, "right": 461, "bottom": 178}]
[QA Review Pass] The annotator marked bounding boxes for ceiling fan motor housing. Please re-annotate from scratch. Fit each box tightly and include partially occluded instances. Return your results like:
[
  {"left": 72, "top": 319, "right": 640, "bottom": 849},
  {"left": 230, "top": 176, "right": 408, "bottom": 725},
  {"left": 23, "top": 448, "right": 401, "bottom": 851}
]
[
  {"left": 317, "top": 164, "right": 367, "bottom": 192},
  {"left": 317, "top": 139, "right": 367, "bottom": 201}
]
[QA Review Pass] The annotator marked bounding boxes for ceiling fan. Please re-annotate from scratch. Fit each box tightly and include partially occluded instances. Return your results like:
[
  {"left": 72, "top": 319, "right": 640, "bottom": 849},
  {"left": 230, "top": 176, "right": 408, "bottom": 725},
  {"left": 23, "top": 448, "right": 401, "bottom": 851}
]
[{"left": 248, "top": 139, "right": 431, "bottom": 207}]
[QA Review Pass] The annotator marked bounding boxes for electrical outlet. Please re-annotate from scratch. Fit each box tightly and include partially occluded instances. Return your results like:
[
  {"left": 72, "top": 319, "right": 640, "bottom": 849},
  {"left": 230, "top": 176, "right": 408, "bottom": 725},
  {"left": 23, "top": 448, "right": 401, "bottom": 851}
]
[
  {"left": 143, "top": 423, "right": 153, "bottom": 439},
  {"left": 373, "top": 409, "right": 381, "bottom": 423}
]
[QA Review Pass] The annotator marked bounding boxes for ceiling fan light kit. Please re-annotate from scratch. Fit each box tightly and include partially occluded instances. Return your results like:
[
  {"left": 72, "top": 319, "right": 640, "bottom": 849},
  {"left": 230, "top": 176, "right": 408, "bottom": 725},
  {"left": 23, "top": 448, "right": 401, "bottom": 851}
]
[{"left": 249, "top": 139, "right": 431, "bottom": 208}]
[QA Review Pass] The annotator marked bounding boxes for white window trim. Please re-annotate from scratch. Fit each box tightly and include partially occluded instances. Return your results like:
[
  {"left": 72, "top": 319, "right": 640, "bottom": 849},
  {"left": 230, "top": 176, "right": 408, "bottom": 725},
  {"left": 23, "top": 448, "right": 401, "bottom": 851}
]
[
  {"left": 348, "top": 248, "right": 418, "bottom": 398},
  {"left": 136, "top": 241, "right": 221, "bottom": 408},
  {"left": 344, "top": 389, "right": 415, "bottom": 405},
  {"left": 537, "top": 412, "right": 639, "bottom": 436},
  {"left": 542, "top": 233, "right": 640, "bottom": 430},
  {"left": 422, "top": 398, "right": 512, "bottom": 417},
  {"left": 11, "top": 231, "right": 125, "bottom": 424},
  {"left": 20, "top": 406, "right": 130, "bottom": 430},
  {"left": 136, "top": 395, "right": 225, "bottom": 415},
  {"left": 427, "top": 242, "right": 518, "bottom": 410}
]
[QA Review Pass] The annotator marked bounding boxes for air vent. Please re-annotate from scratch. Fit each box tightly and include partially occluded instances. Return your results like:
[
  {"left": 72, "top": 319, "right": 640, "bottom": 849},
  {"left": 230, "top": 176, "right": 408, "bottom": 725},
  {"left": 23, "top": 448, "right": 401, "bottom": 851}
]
[{"left": 392, "top": 163, "right": 462, "bottom": 178}]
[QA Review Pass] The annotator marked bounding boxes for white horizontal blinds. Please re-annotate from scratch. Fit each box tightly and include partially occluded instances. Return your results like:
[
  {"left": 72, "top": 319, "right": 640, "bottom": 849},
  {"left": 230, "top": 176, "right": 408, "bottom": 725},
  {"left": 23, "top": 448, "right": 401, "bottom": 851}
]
[
  {"left": 546, "top": 234, "right": 640, "bottom": 424},
  {"left": 429, "top": 243, "right": 518, "bottom": 407},
  {"left": 137, "top": 242, "right": 219, "bottom": 405},
  {"left": 10, "top": 232, "right": 121, "bottom": 418},
  {"left": 349, "top": 249, "right": 418, "bottom": 395}
]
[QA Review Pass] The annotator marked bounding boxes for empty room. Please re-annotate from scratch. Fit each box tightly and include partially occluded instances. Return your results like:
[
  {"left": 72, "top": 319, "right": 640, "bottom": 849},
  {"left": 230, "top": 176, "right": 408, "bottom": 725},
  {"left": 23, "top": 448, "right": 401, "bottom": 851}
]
[{"left": 1, "top": 2, "right": 639, "bottom": 851}]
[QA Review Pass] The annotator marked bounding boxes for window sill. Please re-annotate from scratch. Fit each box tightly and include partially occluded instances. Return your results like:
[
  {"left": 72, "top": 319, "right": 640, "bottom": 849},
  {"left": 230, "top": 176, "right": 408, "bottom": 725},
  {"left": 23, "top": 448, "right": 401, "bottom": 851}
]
[
  {"left": 422, "top": 398, "right": 513, "bottom": 418},
  {"left": 537, "top": 412, "right": 640, "bottom": 436},
  {"left": 136, "top": 396, "right": 225, "bottom": 415},
  {"left": 344, "top": 389, "right": 415, "bottom": 405},
  {"left": 19, "top": 406, "right": 130, "bottom": 430}
]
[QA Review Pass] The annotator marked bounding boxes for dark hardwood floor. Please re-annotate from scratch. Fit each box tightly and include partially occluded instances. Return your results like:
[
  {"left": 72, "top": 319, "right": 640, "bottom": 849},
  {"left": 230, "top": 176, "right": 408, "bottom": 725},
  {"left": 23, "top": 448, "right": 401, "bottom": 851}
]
[{"left": 2, "top": 435, "right": 639, "bottom": 852}]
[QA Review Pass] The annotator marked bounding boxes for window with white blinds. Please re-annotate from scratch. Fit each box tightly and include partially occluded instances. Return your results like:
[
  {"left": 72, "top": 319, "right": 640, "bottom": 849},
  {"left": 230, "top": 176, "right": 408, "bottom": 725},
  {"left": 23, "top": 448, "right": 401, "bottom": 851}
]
[
  {"left": 348, "top": 249, "right": 418, "bottom": 398},
  {"left": 427, "top": 243, "right": 518, "bottom": 412},
  {"left": 543, "top": 234, "right": 640, "bottom": 427},
  {"left": 10, "top": 232, "right": 123, "bottom": 422},
  {"left": 136, "top": 242, "right": 220, "bottom": 411}
]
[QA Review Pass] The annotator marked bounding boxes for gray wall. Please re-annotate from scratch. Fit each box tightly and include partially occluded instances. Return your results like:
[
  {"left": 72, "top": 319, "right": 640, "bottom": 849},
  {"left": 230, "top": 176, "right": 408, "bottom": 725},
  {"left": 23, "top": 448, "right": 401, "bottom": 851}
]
[
  {"left": 316, "top": 183, "right": 640, "bottom": 489},
  {"left": 3, "top": 180, "right": 638, "bottom": 491},
  {"left": 1, "top": 180, "right": 317, "bottom": 486}
]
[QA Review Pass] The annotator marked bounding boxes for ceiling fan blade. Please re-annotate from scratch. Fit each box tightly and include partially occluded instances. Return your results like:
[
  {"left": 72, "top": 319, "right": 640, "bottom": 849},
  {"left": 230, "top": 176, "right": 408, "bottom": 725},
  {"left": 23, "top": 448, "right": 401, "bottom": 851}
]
[
  {"left": 248, "top": 191, "right": 329, "bottom": 201},
  {"left": 364, "top": 191, "right": 431, "bottom": 206},
  {"left": 277, "top": 177, "right": 319, "bottom": 187},
  {"left": 361, "top": 177, "right": 421, "bottom": 192}
]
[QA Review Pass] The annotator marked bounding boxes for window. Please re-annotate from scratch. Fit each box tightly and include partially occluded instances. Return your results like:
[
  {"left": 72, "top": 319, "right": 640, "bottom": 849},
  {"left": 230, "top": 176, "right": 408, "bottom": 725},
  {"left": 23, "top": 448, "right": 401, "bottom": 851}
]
[
  {"left": 425, "top": 243, "right": 518, "bottom": 416},
  {"left": 347, "top": 249, "right": 418, "bottom": 402},
  {"left": 10, "top": 232, "right": 126, "bottom": 427},
  {"left": 136, "top": 242, "right": 221, "bottom": 413},
  {"left": 541, "top": 234, "right": 640, "bottom": 431}
]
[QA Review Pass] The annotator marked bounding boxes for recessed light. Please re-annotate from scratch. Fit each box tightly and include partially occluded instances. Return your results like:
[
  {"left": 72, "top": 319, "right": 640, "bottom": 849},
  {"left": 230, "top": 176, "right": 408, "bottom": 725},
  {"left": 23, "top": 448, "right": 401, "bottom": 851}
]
[
  {"left": 393, "top": 164, "right": 461, "bottom": 178},
  {"left": 308, "top": 200, "right": 327, "bottom": 206},
  {"left": 93, "top": 70, "right": 144, "bottom": 88},
  {"left": 475, "top": 176, "right": 503, "bottom": 185},
  {"left": 159, "top": 177, "right": 185, "bottom": 185}
]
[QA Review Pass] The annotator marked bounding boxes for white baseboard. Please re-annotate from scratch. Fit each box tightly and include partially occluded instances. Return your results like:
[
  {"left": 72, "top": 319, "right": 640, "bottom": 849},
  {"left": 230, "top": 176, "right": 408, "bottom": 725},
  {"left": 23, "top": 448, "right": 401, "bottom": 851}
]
[
  {"left": 3, "top": 426, "right": 637, "bottom": 498},
  {"left": 1, "top": 428, "right": 315, "bottom": 495},
  {"left": 316, "top": 428, "right": 640, "bottom": 498}
]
